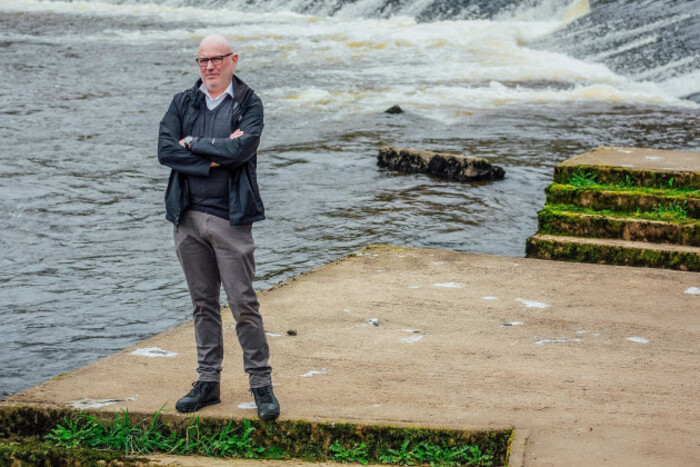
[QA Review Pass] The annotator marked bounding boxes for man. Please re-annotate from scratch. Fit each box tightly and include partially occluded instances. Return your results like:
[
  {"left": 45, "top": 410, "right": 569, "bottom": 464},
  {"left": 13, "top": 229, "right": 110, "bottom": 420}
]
[{"left": 157, "top": 35, "right": 279, "bottom": 420}]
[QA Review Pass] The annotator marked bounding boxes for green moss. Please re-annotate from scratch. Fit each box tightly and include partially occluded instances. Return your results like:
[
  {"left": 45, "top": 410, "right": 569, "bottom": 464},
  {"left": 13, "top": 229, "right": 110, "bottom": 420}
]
[
  {"left": 537, "top": 206, "right": 700, "bottom": 246},
  {"left": 542, "top": 203, "right": 696, "bottom": 224},
  {"left": 0, "top": 440, "right": 140, "bottom": 467},
  {"left": 526, "top": 236, "right": 700, "bottom": 271},
  {"left": 554, "top": 165, "right": 700, "bottom": 190},
  {"left": 546, "top": 182, "right": 700, "bottom": 201},
  {"left": 545, "top": 184, "right": 700, "bottom": 219}
]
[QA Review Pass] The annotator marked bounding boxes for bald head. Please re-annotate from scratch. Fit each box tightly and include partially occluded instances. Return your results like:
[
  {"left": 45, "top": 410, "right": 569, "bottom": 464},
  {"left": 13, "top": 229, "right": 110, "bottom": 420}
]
[
  {"left": 198, "top": 35, "right": 232, "bottom": 56},
  {"left": 197, "top": 34, "right": 238, "bottom": 98}
]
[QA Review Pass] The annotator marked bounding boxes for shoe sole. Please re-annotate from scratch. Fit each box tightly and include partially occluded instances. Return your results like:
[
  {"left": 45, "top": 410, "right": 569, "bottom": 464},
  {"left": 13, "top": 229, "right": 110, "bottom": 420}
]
[
  {"left": 176, "top": 398, "right": 221, "bottom": 413},
  {"left": 258, "top": 410, "right": 280, "bottom": 421}
]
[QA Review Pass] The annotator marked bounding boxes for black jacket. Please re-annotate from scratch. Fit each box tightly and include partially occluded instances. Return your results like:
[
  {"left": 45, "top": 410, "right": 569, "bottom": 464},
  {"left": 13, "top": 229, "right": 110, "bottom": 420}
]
[{"left": 158, "top": 74, "right": 265, "bottom": 226}]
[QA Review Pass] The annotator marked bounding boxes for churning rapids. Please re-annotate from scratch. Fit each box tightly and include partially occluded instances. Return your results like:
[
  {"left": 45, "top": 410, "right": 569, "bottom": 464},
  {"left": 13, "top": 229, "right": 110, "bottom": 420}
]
[{"left": 0, "top": 0, "right": 698, "bottom": 398}]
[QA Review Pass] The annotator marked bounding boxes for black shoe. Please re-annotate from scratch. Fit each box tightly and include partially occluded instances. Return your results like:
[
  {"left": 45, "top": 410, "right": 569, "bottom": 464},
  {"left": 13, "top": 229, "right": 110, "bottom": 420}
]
[
  {"left": 175, "top": 381, "right": 221, "bottom": 413},
  {"left": 250, "top": 385, "right": 280, "bottom": 420}
]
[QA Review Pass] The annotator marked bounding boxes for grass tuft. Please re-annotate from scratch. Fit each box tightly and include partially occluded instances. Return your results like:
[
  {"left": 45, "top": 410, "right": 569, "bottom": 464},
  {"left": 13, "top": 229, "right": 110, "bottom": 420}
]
[
  {"left": 46, "top": 407, "right": 280, "bottom": 459},
  {"left": 648, "top": 200, "right": 688, "bottom": 220},
  {"left": 568, "top": 169, "right": 598, "bottom": 187}
]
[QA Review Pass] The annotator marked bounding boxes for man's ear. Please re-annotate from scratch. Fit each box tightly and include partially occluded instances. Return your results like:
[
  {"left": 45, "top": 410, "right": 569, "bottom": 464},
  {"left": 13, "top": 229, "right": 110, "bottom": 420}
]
[{"left": 232, "top": 54, "right": 239, "bottom": 69}]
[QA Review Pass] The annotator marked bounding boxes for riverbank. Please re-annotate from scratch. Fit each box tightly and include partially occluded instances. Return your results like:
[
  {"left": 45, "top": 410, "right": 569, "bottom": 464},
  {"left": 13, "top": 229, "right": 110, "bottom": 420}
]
[{"left": 3, "top": 245, "right": 699, "bottom": 465}]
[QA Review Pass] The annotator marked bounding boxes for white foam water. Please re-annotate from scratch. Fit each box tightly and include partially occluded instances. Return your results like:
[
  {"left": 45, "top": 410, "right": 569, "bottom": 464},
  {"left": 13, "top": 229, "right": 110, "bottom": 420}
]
[{"left": 1, "top": 0, "right": 692, "bottom": 129}]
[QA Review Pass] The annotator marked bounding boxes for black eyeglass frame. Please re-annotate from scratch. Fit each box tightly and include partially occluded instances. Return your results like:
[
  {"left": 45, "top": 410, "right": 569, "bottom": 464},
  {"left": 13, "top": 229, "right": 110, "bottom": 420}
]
[{"left": 195, "top": 52, "right": 234, "bottom": 67}]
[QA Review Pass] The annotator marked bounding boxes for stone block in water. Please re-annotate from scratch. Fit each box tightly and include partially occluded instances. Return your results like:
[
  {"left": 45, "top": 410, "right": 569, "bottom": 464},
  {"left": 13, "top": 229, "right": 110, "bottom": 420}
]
[{"left": 377, "top": 146, "right": 505, "bottom": 182}]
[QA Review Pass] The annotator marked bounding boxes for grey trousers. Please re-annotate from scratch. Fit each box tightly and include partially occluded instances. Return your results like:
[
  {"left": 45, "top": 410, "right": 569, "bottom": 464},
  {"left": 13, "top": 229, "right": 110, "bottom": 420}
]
[{"left": 173, "top": 209, "right": 271, "bottom": 388}]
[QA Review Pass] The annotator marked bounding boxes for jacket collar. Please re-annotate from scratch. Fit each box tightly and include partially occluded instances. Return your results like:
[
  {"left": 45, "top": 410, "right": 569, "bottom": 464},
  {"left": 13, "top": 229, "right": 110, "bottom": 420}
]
[{"left": 191, "top": 74, "right": 250, "bottom": 108}]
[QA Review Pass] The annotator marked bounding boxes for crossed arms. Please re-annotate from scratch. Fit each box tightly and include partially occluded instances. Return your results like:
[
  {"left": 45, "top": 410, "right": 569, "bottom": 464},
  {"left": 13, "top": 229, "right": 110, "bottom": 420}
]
[{"left": 157, "top": 95, "right": 264, "bottom": 176}]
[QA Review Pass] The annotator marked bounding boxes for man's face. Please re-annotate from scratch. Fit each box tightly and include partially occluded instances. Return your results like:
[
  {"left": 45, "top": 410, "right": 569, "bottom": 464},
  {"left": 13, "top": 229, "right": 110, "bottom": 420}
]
[{"left": 198, "top": 41, "right": 237, "bottom": 96}]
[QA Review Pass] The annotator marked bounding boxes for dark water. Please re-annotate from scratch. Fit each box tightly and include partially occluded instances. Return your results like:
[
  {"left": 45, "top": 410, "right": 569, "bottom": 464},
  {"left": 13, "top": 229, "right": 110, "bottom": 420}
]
[{"left": 0, "top": 1, "right": 698, "bottom": 399}]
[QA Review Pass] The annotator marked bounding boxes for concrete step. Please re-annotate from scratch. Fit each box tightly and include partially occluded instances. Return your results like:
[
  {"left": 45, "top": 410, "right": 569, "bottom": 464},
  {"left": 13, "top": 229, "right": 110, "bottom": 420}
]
[
  {"left": 525, "top": 233, "right": 700, "bottom": 271},
  {"left": 537, "top": 207, "right": 700, "bottom": 247},
  {"left": 553, "top": 146, "right": 700, "bottom": 189},
  {"left": 545, "top": 183, "right": 700, "bottom": 219}
]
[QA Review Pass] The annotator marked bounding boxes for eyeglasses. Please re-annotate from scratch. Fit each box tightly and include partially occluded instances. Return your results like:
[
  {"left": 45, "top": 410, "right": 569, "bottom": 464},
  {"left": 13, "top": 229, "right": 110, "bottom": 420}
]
[{"left": 195, "top": 52, "right": 233, "bottom": 68}]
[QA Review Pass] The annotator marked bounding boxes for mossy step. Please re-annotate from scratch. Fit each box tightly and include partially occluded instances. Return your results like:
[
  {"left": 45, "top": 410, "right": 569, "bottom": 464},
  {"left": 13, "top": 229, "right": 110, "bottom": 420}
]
[
  {"left": 545, "top": 184, "right": 700, "bottom": 219},
  {"left": 554, "top": 146, "right": 700, "bottom": 189},
  {"left": 537, "top": 208, "right": 700, "bottom": 247},
  {"left": 0, "top": 405, "right": 512, "bottom": 466},
  {"left": 525, "top": 234, "right": 700, "bottom": 271}
]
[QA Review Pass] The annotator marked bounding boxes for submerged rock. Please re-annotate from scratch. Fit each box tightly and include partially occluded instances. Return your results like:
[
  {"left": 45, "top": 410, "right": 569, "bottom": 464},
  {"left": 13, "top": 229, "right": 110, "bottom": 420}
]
[
  {"left": 385, "top": 104, "right": 404, "bottom": 114},
  {"left": 377, "top": 146, "right": 505, "bottom": 182}
]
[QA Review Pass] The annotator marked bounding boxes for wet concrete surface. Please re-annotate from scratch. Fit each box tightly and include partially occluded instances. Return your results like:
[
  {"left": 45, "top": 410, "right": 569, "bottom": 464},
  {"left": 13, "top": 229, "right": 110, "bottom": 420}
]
[{"left": 3, "top": 245, "right": 699, "bottom": 466}]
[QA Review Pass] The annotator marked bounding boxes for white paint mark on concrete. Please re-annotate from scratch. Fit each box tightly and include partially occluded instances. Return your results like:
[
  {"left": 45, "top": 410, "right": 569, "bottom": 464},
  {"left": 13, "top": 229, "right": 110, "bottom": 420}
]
[
  {"left": 515, "top": 298, "right": 549, "bottom": 309},
  {"left": 684, "top": 287, "right": 700, "bottom": 295},
  {"left": 401, "top": 334, "right": 425, "bottom": 344},
  {"left": 366, "top": 318, "right": 380, "bottom": 327},
  {"left": 433, "top": 282, "right": 464, "bottom": 288},
  {"left": 131, "top": 347, "right": 177, "bottom": 358},
  {"left": 644, "top": 156, "right": 662, "bottom": 160},
  {"left": 535, "top": 339, "right": 581, "bottom": 345},
  {"left": 432, "top": 261, "right": 446, "bottom": 265},
  {"left": 482, "top": 296, "right": 498, "bottom": 300},
  {"left": 373, "top": 403, "right": 381, "bottom": 408},
  {"left": 626, "top": 337, "right": 649, "bottom": 344},
  {"left": 615, "top": 148, "right": 633, "bottom": 154},
  {"left": 501, "top": 322, "right": 524, "bottom": 327},
  {"left": 71, "top": 396, "right": 137, "bottom": 410},
  {"left": 265, "top": 332, "right": 282, "bottom": 337},
  {"left": 408, "top": 285, "right": 420, "bottom": 289},
  {"left": 238, "top": 401, "right": 257, "bottom": 410},
  {"left": 343, "top": 308, "right": 351, "bottom": 312},
  {"left": 301, "top": 368, "right": 327, "bottom": 378},
  {"left": 618, "top": 164, "right": 635, "bottom": 168},
  {"left": 576, "top": 330, "right": 588, "bottom": 334}
]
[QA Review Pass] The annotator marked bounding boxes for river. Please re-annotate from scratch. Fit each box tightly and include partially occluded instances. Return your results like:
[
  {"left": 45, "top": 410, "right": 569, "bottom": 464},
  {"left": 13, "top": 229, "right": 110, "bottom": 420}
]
[{"left": 0, "top": 0, "right": 698, "bottom": 399}]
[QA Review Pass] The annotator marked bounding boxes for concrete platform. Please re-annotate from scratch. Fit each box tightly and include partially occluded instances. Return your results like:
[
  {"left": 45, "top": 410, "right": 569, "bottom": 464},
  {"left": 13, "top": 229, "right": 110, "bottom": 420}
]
[
  {"left": 558, "top": 146, "right": 700, "bottom": 173},
  {"left": 4, "top": 245, "right": 700, "bottom": 466}
]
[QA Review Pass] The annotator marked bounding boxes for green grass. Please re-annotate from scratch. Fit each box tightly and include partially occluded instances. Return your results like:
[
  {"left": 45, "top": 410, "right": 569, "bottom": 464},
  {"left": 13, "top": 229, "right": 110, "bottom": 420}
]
[
  {"left": 44, "top": 408, "right": 497, "bottom": 465},
  {"left": 545, "top": 203, "right": 693, "bottom": 223},
  {"left": 568, "top": 169, "right": 598, "bottom": 187},
  {"left": 649, "top": 200, "right": 689, "bottom": 220},
  {"left": 46, "top": 409, "right": 281, "bottom": 459}
]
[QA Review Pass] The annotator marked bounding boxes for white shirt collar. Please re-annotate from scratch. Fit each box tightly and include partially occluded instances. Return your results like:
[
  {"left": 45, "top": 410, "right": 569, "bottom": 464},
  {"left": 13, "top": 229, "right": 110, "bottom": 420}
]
[{"left": 199, "top": 81, "right": 234, "bottom": 110}]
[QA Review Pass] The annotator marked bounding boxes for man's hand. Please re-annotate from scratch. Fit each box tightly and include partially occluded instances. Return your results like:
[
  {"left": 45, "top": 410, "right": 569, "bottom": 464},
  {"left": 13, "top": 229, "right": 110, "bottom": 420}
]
[
  {"left": 179, "top": 138, "right": 186, "bottom": 147},
  {"left": 210, "top": 162, "right": 220, "bottom": 167}
]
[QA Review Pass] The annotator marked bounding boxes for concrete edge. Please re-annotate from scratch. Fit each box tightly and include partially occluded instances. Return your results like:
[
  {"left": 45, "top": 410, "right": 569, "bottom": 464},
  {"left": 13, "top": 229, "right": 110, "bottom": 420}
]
[{"left": 506, "top": 429, "right": 529, "bottom": 467}]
